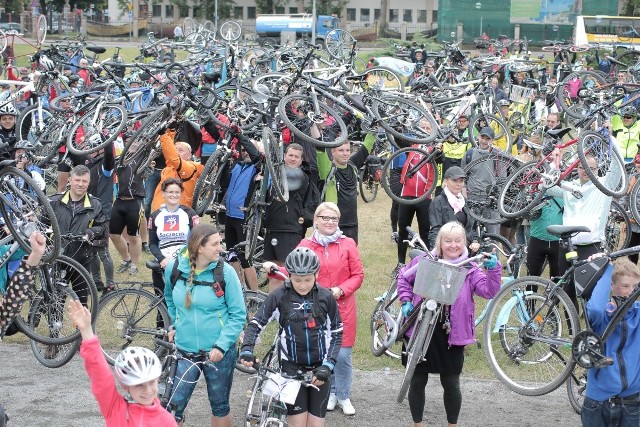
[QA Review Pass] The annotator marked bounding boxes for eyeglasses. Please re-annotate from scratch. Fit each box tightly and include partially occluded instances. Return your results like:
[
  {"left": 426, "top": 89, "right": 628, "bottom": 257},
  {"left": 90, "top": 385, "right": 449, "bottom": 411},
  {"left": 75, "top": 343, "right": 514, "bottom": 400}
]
[
  {"left": 624, "top": 116, "right": 635, "bottom": 119},
  {"left": 317, "top": 215, "right": 339, "bottom": 223}
]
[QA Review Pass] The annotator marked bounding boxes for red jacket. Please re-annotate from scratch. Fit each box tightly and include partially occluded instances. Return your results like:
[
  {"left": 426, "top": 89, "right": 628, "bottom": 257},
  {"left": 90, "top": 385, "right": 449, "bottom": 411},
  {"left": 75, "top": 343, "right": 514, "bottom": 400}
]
[
  {"left": 297, "top": 235, "right": 364, "bottom": 347},
  {"left": 400, "top": 146, "right": 436, "bottom": 198},
  {"left": 79, "top": 336, "right": 178, "bottom": 426}
]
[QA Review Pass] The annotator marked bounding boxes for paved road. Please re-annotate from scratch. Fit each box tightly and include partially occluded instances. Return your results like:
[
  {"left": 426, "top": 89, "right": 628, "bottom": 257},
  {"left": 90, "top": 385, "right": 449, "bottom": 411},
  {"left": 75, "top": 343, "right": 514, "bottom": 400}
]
[{"left": 0, "top": 342, "right": 580, "bottom": 426}]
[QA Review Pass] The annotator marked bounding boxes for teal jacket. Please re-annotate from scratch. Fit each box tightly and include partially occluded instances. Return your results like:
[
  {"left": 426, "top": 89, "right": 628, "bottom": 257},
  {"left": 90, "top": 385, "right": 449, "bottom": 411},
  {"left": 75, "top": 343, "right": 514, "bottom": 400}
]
[{"left": 164, "top": 247, "right": 247, "bottom": 354}]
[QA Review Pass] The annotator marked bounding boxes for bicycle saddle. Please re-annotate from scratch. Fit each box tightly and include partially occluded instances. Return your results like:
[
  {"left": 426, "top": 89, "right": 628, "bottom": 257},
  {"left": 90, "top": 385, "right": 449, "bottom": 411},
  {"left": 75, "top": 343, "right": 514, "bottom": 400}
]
[
  {"left": 86, "top": 46, "right": 107, "bottom": 55},
  {"left": 146, "top": 260, "right": 162, "bottom": 271},
  {"left": 546, "top": 225, "right": 591, "bottom": 238},
  {"left": 545, "top": 127, "right": 571, "bottom": 139}
]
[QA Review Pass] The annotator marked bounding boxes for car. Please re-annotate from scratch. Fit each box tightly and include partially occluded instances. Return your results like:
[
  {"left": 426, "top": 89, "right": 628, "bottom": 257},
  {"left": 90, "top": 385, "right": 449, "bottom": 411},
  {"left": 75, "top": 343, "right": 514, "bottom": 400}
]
[{"left": 0, "top": 23, "right": 25, "bottom": 34}]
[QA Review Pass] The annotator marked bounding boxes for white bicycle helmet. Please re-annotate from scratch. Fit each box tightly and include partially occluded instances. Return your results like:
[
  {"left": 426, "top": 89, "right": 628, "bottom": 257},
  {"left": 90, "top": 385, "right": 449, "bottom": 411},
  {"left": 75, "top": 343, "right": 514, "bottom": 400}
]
[
  {"left": 39, "top": 55, "right": 55, "bottom": 72},
  {"left": 113, "top": 346, "right": 162, "bottom": 386},
  {"left": 0, "top": 103, "right": 17, "bottom": 116}
]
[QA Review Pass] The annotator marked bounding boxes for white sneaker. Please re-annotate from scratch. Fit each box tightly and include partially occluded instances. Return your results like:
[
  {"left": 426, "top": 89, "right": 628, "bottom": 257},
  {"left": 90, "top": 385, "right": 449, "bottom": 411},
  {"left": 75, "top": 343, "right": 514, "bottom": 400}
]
[
  {"left": 338, "top": 398, "right": 355, "bottom": 415},
  {"left": 326, "top": 394, "right": 338, "bottom": 411}
]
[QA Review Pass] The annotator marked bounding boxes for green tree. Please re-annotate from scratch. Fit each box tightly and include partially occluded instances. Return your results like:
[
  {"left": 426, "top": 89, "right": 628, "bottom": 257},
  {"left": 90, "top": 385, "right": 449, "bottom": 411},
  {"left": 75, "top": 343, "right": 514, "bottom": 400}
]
[{"left": 623, "top": 0, "right": 640, "bottom": 16}]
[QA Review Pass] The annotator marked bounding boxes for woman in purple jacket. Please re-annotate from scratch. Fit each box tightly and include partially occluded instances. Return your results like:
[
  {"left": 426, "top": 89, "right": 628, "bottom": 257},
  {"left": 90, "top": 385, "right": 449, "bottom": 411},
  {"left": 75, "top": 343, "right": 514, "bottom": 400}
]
[{"left": 397, "top": 221, "right": 501, "bottom": 427}]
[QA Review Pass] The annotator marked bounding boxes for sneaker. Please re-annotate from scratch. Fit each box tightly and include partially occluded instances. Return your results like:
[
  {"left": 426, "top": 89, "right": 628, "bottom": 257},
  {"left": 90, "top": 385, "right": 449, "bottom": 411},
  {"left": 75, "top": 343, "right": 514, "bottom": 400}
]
[
  {"left": 44, "top": 345, "right": 59, "bottom": 359},
  {"left": 129, "top": 265, "right": 139, "bottom": 275},
  {"left": 116, "top": 259, "right": 132, "bottom": 274},
  {"left": 391, "top": 231, "right": 399, "bottom": 243},
  {"left": 338, "top": 398, "right": 355, "bottom": 415},
  {"left": 142, "top": 243, "right": 151, "bottom": 254},
  {"left": 326, "top": 393, "right": 338, "bottom": 411},
  {"left": 102, "top": 284, "right": 116, "bottom": 297}
]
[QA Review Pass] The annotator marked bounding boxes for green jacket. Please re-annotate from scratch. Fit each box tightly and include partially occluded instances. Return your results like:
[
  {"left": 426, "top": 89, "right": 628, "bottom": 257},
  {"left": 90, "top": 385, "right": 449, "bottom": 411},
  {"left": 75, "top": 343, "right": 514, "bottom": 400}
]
[{"left": 164, "top": 246, "right": 247, "bottom": 353}]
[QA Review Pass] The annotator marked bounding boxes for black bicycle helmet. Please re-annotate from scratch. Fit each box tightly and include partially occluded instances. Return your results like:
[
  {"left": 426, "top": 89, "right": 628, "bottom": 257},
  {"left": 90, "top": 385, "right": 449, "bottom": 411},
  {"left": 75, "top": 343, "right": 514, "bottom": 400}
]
[{"left": 285, "top": 247, "right": 320, "bottom": 275}]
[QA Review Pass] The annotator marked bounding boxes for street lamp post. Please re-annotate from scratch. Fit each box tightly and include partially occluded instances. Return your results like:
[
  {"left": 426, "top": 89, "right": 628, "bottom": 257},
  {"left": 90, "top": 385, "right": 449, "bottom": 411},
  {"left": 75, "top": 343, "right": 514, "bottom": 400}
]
[{"left": 475, "top": 2, "right": 482, "bottom": 37}]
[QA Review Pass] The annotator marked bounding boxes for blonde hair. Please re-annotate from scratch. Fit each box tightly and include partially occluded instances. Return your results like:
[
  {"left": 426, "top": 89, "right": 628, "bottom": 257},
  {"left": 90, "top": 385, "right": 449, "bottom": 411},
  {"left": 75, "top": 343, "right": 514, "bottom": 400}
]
[
  {"left": 314, "top": 202, "right": 340, "bottom": 219},
  {"left": 433, "top": 222, "right": 467, "bottom": 258},
  {"left": 612, "top": 258, "right": 640, "bottom": 285},
  {"left": 175, "top": 141, "right": 192, "bottom": 153}
]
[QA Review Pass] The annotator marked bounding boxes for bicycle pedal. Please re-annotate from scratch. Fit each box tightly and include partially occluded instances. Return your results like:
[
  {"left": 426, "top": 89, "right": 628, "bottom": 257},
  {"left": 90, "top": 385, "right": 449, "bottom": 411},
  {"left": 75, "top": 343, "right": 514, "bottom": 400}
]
[{"left": 594, "top": 357, "right": 614, "bottom": 369}]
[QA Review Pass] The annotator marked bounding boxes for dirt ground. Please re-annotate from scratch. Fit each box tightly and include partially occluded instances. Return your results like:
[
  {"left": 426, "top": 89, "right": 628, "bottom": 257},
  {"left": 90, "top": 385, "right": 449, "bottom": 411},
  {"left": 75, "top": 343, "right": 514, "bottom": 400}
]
[{"left": 0, "top": 342, "right": 580, "bottom": 427}]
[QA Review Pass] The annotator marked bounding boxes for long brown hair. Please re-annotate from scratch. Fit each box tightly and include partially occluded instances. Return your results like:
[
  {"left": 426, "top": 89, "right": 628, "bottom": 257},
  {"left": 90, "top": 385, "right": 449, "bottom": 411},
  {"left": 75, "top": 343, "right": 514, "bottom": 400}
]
[{"left": 184, "top": 224, "right": 219, "bottom": 308}]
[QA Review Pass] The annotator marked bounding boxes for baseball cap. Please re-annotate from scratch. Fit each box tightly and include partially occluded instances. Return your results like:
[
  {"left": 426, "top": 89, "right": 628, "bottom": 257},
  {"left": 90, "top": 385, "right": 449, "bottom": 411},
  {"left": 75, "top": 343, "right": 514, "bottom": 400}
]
[
  {"left": 479, "top": 127, "right": 494, "bottom": 139},
  {"left": 444, "top": 166, "right": 466, "bottom": 180}
]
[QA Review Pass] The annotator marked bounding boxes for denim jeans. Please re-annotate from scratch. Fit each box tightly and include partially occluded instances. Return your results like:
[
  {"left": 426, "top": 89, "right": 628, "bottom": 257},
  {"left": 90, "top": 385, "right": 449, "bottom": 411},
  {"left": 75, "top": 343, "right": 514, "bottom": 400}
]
[
  {"left": 170, "top": 347, "right": 237, "bottom": 420},
  {"left": 143, "top": 169, "right": 161, "bottom": 218},
  {"left": 581, "top": 396, "right": 640, "bottom": 427},
  {"left": 90, "top": 246, "right": 114, "bottom": 289},
  {"left": 330, "top": 347, "right": 353, "bottom": 400}
]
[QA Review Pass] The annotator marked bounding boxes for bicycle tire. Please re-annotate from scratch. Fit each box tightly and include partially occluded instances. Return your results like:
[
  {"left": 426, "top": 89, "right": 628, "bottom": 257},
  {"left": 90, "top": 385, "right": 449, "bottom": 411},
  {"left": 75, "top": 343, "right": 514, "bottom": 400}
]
[
  {"left": 324, "top": 29, "right": 356, "bottom": 60},
  {"left": 468, "top": 113, "right": 512, "bottom": 153},
  {"left": 119, "top": 106, "right": 168, "bottom": 168},
  {"left": 463, "top": 153, "right": 521, "bottom": 225},
  {"left": 482, "top": 276, "right": 579, "bottom": 396},
  {"left": 604, "top": 199, "right": 631, "bottom": 253},
  {"left": 192, "top": 150, "right": 227, "bottom": 216},
  {"left": 212, "top": 85, "right": 264, "bottom": 131},
  {"left": 94, "top": 287, "right": 171, "bottom": 365},
  {"left": 498, "top": 161, "right": 546, "bottom": 218},
  {"left": 373, "top": 96, "right": 437, "bottom": 145},
  {"left": 278, "top": 94, "right": 348, "bottom": 149},
  {"left": 66, "top": 103, "right": 127, "bottom": 155},
  {"left": 359, "top": 168, "right": 379, "bottom": 203},
  {"left": 541, "top": 45, "right": 562, "bottom": 52},
  {"left": 370, "top": 279, "right": 401, "bottom": 359},
  {"left": 380, "top": 147, "right": 437, "bottom": 204},
  {"left": 184, "top": 32, "right": 206, "bottom": 53},
  {"left": 165, "top": 62, "right": 187, "bottom": 85},
  {"left": 244, "top": 196, "right": 264, "bottom": 263},
  {"left": 235, "top": 290, "right": 268, "bottom": 374},
  {"left": 263, "top": 127, "right": 289, "bottom": 202},
  {"left": 15, "top": 256, "right": 98, "bottom": 345},
  {"left": 630, "top": 175, "right": 640, "bottom": 224},
  {"left": 566, "top": 366, "right": 587, "bottom": 414},
  {"left": 0, "top": 30, "right": 7, "bottom": 55},
  {"left": 251, "top": 72, "right": 293, "bottom": 102},
  {"left": 16, "top": 104, "right": 55, "bottom": 145},
  {"left": 556, "top": 71, "right": 607, "bottom": 119},
  {"left": 339, "top": 66, "right": 405, "bottom": 93},
  {"left": 397, "top": 309, "right": 436, "bottom": 403},
  {"left": 482, "top": 232, "right": 513, "bottom": 257},
  {"left": 577, "top": 131, "right": 628, "bottom": 197},
  {"left": 30, "top": 336, "right": 80, "bottom": 368},
  {"left": 0, "top": 166, "right": 61, "bottom": 262},
  {"left": 36, "top": 14, "right": 47, "bottom": 45}
]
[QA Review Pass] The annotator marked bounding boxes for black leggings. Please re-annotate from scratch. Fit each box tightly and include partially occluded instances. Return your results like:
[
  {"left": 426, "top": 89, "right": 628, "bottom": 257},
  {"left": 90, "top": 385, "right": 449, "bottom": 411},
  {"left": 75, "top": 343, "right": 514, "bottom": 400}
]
[
  {"left": 397, "top": 197, "right": 430, "bottom": 263},
  {"left": 526, "top": 237, "right": 562, "bottom": 278},
  {"left": 629, "top": 231, "right": 640, "bottom": 264},
  {"left": 389, "top": 169, "right": 402, "bottom": 233},
  {"left": 408, "top": 372, "right": 462, "bottom": 424}
]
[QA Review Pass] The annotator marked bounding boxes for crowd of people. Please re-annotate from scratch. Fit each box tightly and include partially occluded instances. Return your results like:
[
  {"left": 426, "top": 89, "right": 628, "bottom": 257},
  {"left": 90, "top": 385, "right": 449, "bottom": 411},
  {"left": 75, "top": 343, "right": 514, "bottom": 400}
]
[{"left": 0, "top": 39, "right": 639, "bottom": 427}]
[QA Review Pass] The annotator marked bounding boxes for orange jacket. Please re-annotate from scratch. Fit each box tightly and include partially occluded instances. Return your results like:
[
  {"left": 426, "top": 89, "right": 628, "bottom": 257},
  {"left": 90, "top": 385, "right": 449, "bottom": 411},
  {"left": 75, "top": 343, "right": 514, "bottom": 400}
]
[{"left": 151, "top": 129, "right": 204, "bottom": 211}]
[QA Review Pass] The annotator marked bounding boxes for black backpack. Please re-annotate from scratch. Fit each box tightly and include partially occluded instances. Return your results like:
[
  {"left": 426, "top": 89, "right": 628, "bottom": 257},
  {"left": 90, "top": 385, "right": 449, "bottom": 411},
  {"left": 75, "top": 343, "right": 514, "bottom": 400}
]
[
  {"left": 278, "top": 284, "right": 326, "bottom": 329},
  {"left": 169, "top": 257, "right": 226, "bottom": 297}
]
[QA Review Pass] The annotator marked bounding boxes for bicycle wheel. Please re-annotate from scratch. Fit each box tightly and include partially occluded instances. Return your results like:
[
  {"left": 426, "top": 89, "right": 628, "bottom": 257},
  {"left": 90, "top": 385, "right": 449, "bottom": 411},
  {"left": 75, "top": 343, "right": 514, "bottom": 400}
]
[
  {"left": 15, "top": 256, "right": 98, "bottom": 345},
  {"left": 0, "top": 166, "right": 61, "bottom": 263},
  {"left": 498, "top": 161, "right": 546, "bottom": 218},
  {"left": 630, "top": 176, "right": 640, "bottom": 224},
  {"left": 577, "top": 131, "right": 628, "bottom": 197},
  {"left": 251, "top": 72, "right": 294, "bottom": 102},
  {"left": 0, "top": 30, "right": 7, "bottom": 55},
  {"left": 182, "top": 17, "right": 196, "bottom": 35},
  {"left": 359, "top": 168, "right": 379, "bottom": 203},
  {"left": 373, "top": 96, "right": 437, "bottom": 145},
  {"left": 482, "top": 276, "right": 579, "bottom": 396},
  {"left": 604, "top": 200, "right": 631, "bottom": 253},
  {"left": 263, "top": 128, "right": 289, "bottom": 202},
  {"left": 324, "top": 29, "right": 355, "bottom": 60},
  {"left": 370, "top": 279, "right": 401, "bottom": 359},
  {"left": 235, "top": 290, "right": 268, "bottom": 374},
  {"left": 212, "top": 85, "right": 264, "bottom": 131},
  {"left": 94, "top": 287, "right": 170, "bottom": 365},
  {"left": 36, "top": 14, "right": 47, "bottom": 45},
  {"left": 219, "top": 20, "right": 242, "bottom": 41},
  {"left": 244, "top": 199, "right": 264, "bottom": 263},
  {"left": 245, "top": 370, "right": 289, "bottom": 426},
  {"left": 184, "top": 32, "right": 206, "bottom": 54},
  {"left": 468, "top": 113, "right": 512, "bottom": 153},
  {"left": 30, "top": 336, "right": 80, "bottom": 368},
  {"left": 16, "top": 104, "right": 54, "bottom": 145},
  {"left": 340, "top": 66, "right": 405, "bottom": 93},
  {"left": 278, "top": 94, "right": 348, "bottom": 149},
  {"left": 566, "top": 366, "right": 587, "bottom": 414},
  {"left": 66, "top": 103, "right": 127, "bottom": 155},
  {"left": 464, "top": 153, "right": 521, "bottom": 225},
  {"left": 119, "top": 106, "right": 168, "bottom": 168},
  {"left": 165, "top": 62, "right": 187, "bottom": 85},
  {"left": 397, "top": 309, "right": 436, "bottom": 403},
  {"left": 192, "top": 150, "right": 227, "bottom": 216},
  {"left": 556, "top": 71, "right": 606, "bottom": 120},
  {"left": 381, "top": 147, "right": 437, "bottom": 204}
]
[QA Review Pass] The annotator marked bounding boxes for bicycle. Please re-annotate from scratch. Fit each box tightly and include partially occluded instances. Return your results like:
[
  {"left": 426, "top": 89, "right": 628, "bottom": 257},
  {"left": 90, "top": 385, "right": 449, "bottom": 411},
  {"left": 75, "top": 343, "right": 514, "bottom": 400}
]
[
  {"left": 482, "top": 224, "right": 640, "bottom": 396},
  {"left": 0, "top": 16, "right": 47, "bottom": 67}
]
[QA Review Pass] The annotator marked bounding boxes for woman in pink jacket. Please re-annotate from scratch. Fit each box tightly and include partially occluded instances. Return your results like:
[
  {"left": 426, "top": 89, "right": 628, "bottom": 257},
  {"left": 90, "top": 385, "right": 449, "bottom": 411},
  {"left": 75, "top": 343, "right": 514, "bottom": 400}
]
[
  {"left": 297, "top": 201, "right": 364, "bottom": 416},
  {"left": 396, "top": 221, "right": 501, "bottom": 427}
]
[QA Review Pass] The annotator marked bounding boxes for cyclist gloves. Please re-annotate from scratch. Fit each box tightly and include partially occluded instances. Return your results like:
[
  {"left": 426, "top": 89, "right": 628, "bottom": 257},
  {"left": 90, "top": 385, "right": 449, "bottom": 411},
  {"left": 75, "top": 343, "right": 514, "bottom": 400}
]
[
  {"left": 239, "top": 351, "right": 256, "bottom": 365},
  {"left": 312, "top": 365, "right": 331, "bottom": 382},
  {"left": 482, "top": 254, "right": 498, "bottom": 269},
  {"left": 401, "top": 301, "right": 414, "bottom": 317}
]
